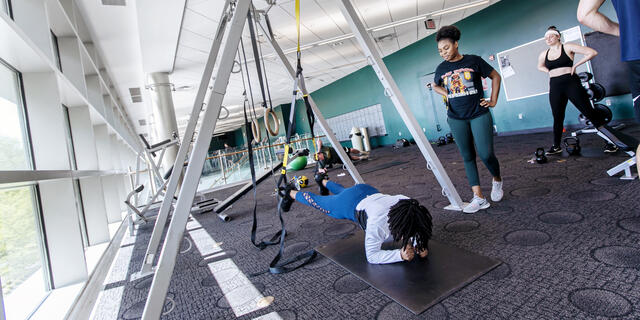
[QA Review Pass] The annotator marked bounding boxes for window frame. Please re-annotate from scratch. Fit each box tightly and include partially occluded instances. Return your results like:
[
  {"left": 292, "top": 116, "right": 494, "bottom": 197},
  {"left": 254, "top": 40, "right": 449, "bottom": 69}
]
[
  {"left": 50, "top": 30, "right": 62, "bottom": 72},
  {"left": 0, "top": 58, "right": 36, "bottom": 171}
]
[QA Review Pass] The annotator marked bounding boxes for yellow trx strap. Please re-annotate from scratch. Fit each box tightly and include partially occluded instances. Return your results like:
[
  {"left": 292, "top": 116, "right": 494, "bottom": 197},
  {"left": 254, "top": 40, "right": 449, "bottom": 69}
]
[
  {"left": 295, "top": 0, "right": 301, "bottom": 53},
  {"left": 281, "top": 144, "right": 290, "bottom": 175}
]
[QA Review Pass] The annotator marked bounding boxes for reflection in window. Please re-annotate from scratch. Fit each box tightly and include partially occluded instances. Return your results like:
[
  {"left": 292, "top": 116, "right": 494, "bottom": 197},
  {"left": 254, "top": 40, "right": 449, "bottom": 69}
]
[
  {"left": 0, "top": 60, "right": 32, "bottom": 170},
  {"left": 0, "top": 186, "right": 49, "bottom": 320}
]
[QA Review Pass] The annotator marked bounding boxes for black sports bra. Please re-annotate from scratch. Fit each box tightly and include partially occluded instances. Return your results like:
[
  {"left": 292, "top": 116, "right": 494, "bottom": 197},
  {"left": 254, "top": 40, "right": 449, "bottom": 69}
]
[{"left": 545, "top": 45, "right": 573, "bottom": 70}]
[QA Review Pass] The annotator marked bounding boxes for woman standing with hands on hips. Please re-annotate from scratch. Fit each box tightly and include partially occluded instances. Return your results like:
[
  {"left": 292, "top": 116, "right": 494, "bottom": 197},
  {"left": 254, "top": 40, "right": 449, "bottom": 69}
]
[
  {"left": 536, "top": 26, "right": 606, "bottom": 155},
  {"left": 432, "top": 25, "right": 503, "bottom": 214}
]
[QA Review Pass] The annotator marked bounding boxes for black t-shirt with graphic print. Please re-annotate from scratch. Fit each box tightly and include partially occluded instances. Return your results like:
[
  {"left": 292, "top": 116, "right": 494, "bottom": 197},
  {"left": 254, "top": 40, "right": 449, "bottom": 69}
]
[{"left": 434, "top": 54, "right": 494, "bottom": 120}]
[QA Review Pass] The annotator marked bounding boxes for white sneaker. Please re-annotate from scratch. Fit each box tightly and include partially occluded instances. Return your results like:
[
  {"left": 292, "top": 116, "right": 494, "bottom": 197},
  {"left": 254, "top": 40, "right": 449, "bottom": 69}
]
[
  {"left": 491, "top": 180, "right": 504, "bottom": 202},
  {"left": 463, "top": 196, "right": 490, "bottom": 214}
]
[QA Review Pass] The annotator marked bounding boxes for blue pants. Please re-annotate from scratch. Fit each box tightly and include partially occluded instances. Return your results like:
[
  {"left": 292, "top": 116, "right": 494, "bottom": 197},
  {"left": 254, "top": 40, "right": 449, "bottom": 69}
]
[{"left": 295, "top": 181, "right": 379, "bottom": 222}]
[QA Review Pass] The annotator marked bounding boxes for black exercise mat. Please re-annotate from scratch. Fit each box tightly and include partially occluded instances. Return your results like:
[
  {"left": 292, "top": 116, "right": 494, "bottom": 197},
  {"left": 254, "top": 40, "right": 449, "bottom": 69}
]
[
  {"left": 316, "top": 231, "right": 501, "bottom": 314},
  {"left": 359, "top": 160, "right": 409, "bottom": 174}
]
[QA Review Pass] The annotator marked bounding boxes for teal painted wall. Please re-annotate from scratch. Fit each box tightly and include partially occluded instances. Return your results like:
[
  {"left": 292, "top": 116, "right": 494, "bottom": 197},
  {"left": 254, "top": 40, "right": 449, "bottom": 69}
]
[
  {"left": 233, "top": 127, "right": 246, "bottom": 147},
  {"left": 293, "top": 0, "right": 631, "bottom": 147}
]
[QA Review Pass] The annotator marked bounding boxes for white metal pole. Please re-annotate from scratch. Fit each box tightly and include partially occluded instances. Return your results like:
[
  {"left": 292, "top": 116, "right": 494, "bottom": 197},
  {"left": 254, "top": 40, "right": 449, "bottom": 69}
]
[
  {"left": 337, "top": 0, "right": 464, "bottom": 210},
  {"left": 141, "top": 1, "right": 251, "bottom": 318},
  {"left": 138, "top": 0, "right": 233, "bottom": 276}
]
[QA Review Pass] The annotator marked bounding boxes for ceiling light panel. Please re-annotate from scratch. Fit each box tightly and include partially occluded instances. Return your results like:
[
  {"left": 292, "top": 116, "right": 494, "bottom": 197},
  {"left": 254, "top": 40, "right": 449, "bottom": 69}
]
[
  {"left": 181, "top": 7, "right": 219, "bottom": 39},
  {"left": 187, "top": 0, "right": 226, "bottom": 22}
]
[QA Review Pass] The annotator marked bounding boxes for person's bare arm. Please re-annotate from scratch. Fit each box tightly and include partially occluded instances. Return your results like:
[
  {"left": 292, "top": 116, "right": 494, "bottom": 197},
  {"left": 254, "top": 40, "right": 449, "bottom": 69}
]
[
  {"left": 480, "top": 70, "right": 501, "bottom": 108},
  {"left": 432, "top": 83, "right": 448, "bottom": 97},
  {"left": 566, "top": 43, "right": 598, "bottom": 74},
  {"left": 577, "top": 0, "right": 620, "bottom": 36},
  {"left": 538, "top": 51, "right": 550, "bottom": 73}
]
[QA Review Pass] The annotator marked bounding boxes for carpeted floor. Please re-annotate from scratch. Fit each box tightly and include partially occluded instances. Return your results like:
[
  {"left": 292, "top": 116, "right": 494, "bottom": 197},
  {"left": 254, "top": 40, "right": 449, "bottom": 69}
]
[{"left": 92, "top": 126, "right": 640, "bottom": 320}]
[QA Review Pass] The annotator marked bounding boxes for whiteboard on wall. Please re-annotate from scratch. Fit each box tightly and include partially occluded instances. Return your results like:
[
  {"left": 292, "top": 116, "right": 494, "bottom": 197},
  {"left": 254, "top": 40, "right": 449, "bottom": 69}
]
[
  {"left": 314, "top": 104, "right": 386, "bottom": 142},
  {"left": 497, "top": 26, "right": 590, "bottom": 101}
]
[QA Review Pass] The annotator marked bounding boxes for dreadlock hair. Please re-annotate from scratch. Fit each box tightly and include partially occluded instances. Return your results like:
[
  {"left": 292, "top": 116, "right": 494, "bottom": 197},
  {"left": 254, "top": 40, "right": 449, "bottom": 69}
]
[{"left": 387, "top": 198, "right": 433, "bottom": 252}]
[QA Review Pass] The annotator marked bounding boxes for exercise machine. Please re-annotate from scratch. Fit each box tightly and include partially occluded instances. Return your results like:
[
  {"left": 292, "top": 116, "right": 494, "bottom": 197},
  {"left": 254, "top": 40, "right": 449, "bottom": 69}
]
[{"left": 570, "top": 72, "right": 638, "bottom": 180}]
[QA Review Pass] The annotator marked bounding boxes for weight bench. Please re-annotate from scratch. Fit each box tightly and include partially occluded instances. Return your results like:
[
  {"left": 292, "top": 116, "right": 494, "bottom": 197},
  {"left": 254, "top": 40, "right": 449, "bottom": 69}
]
[{"left": 596, "top": 125, "right": 638, "bottom": 180}]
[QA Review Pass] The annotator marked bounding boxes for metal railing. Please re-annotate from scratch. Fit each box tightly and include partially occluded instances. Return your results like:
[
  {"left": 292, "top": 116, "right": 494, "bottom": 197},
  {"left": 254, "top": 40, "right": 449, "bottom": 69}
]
[{"left": 200, "top": 133, "right": 322, "bottom": 189}]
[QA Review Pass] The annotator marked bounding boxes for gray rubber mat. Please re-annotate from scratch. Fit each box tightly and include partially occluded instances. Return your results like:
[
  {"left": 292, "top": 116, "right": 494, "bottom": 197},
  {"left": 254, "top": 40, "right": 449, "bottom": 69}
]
[{"left": 316, "top": 230, "right": 501, "bottom": 314}]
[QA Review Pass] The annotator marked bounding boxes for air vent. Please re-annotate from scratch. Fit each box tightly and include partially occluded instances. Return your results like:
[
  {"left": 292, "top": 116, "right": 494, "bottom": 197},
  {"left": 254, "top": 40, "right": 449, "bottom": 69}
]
[
  {"left": 129, "top": 87, "right": 143, "bottom": 103},
  {"left": 138, "top": 119, "right": 147, "bottom": 126},
  {"left": 102, "top": 0, "right": 126, "bottom": 6}
]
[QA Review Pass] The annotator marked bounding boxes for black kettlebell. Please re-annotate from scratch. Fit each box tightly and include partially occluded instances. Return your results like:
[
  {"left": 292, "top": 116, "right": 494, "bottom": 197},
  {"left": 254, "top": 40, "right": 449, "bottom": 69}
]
[
  {"left": 445, "top": 132, "right": 454, "bottom": 144},
  {"left": 535, "top": 147, "right": 548, "bottom": 164},
  {"left": 563, "top": 137, "right": 581, "bottom": 156},
  {"left": 437, "top": 136, "right": 446, "bottom": 146}
]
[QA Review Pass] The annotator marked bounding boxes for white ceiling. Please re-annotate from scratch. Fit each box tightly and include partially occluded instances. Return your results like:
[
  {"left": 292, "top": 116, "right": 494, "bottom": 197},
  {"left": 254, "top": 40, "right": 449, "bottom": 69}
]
[{"left": 78, "top": 0, "right": 500, "bottom": 140}]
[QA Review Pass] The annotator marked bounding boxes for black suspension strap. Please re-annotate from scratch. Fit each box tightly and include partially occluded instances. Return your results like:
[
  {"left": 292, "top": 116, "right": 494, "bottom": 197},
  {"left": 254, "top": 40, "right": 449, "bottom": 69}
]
[
  {"left": 261, "top": 0, "right": 317, "bottom": 275},
  {"left": 238, "top": 41, "right": 282, "bottom": 251}
]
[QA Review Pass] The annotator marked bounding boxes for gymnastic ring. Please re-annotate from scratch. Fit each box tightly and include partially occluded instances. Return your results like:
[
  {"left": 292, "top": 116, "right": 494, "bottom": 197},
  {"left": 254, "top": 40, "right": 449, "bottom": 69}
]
[
  {"left": 162, "top": 297, "right": 176, "bottom": 315},
  {"left": 252, "top": 119, "right": 261, "bottom": 143},
  {"left": 218, "top": 106, "right": 229, "bottom": 120},
  {"left": 231, "top": 60, "right": 241, "bottom": 74},
  {"left": 265, "top": 108, "right": 279, "bottom": 136},
  {"left": 179, "top": 237, "right": 192, "bottom": 254}
]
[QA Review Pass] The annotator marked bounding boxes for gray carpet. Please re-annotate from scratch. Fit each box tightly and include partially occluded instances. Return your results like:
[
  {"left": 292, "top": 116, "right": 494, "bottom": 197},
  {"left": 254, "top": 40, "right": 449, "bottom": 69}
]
[{"left": 92, "top": 127, "right": 640, "bottom": 319}]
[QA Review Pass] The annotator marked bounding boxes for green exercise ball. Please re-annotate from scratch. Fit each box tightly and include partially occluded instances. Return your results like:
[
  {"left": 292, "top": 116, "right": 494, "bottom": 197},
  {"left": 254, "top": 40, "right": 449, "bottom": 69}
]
[{"left": 287, "top": 156, "right": 308, "bottom": 171}]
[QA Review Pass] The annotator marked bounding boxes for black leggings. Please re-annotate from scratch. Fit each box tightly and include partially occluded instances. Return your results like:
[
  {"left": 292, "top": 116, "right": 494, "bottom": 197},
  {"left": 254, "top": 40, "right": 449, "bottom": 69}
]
[{"left": 549, "top": 74, "right": 603, "bottom": 147}]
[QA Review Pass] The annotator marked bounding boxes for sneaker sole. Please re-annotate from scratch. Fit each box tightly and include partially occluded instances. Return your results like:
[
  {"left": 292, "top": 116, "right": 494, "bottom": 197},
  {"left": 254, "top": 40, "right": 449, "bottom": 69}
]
[
  {"left": 546, "top": 150, "right": 562, "bottom": 155},
  {"left": 463, "top": 202, "right": 490, "bottom": 214}
]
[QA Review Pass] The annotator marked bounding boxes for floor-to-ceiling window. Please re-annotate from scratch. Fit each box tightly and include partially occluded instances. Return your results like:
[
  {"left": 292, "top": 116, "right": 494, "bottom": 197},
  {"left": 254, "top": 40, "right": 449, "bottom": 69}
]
[{"left": 0, "top": 60, "right": 49, "bottom": 320}]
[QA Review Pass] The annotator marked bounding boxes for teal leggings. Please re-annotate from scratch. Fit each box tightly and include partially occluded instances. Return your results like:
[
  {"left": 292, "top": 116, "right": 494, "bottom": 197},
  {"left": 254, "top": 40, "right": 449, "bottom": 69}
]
[{"left": 447, "top": 112, "right": 501, "bottom": 187}]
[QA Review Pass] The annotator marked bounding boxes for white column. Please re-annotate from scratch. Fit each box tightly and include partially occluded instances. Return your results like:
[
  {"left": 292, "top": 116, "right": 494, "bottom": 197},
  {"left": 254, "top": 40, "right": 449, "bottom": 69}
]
[
  {"left": 22, "top": 72, "right": 87, "bottom": 287},
  {"left": 94, "top": 125, "right": 121, "bottom": 222},
  {"left": 93, "top": 124, "right": 113, "bottom": 171},
  {"left": 11, "top": 0, "right": 54, "bottom": 63},
  {"left": 146, "top": 72, "right": 179, "bottom": 170},
  {"left": 58, "top": 36, "right": 87, "bottom": 96},
  {"left": 39, "top": 180, "right": 88, "bottom": 287},
  {"left": 101, "top": 175, "right": 122, "bottom": 223},
  {"left": 22, "top": 72, "right": 71, "bottom": 170},
  {"left": 110, "top": 135, "right": 126, "bottom": 211},
  {"left": 78, "top": 177, "right": 110, "bottom": 245},
  {"left": 68, "top": 107, "right": 99, "bottom": 170},
  {"left": 68, "top": 106, "right": 110, "bottom": 244}
]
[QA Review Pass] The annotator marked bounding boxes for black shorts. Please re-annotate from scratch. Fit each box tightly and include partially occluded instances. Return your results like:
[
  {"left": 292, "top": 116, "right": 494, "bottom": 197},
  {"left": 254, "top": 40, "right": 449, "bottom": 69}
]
[{"left": 628, "top": 59, "right": 640, "bottom": 123}]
